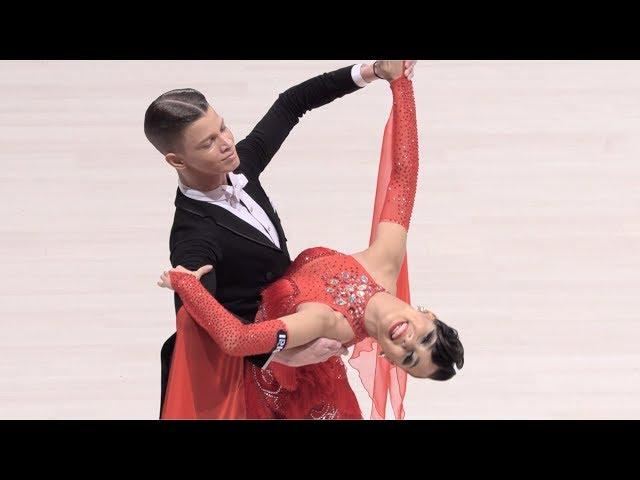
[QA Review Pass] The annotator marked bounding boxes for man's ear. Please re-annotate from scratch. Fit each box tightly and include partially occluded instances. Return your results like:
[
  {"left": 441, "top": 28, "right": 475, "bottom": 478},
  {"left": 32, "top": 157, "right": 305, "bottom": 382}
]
[{"left": 165, "top": 152, "right": 185, "bottom": 170}]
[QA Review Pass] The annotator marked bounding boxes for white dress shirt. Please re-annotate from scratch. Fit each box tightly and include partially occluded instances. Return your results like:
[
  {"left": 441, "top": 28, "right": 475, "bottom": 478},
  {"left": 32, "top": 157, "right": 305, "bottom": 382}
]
[
  {"left": 351, "top": 63, "right": 369, "bottom": 88},
  {"left": 178, "top": 173, "right": 281, "bottom": 248}
]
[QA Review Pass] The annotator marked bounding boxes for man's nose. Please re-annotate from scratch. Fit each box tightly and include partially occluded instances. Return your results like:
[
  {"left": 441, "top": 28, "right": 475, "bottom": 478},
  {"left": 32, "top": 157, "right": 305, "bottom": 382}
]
[{"left": 219, "top": 135, "right": 232, "bottom": 150}]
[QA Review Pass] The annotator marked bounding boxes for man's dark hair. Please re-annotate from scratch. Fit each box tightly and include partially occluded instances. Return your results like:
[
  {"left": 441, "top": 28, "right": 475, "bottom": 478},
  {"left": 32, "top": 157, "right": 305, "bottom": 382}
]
[{"left": 144, "top": 88, "right": 210, "bottom": 155}]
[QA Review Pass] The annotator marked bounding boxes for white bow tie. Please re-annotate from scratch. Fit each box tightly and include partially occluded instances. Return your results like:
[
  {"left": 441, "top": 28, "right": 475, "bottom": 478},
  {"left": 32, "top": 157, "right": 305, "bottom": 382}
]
[{"left": 221, "top": 174, "right": 248, "bottom": 208}]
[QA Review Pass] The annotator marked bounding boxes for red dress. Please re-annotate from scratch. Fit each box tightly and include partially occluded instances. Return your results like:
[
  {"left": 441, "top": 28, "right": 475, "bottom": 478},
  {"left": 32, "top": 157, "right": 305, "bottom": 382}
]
[
  {"left": 244, "top": 247, "right": 387, "bottom": 419},
  {"left": 161, "top": 76, "right": 417, "bottom": 419}
]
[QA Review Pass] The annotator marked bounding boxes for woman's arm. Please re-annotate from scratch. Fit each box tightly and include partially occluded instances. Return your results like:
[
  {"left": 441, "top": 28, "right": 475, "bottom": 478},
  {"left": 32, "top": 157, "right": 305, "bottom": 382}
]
[
  {"left": 366, "top": 75, "right": 419, "bottom": 281},
  {"left": 159, "top": 268, "right": 337, "bottom": 357}
]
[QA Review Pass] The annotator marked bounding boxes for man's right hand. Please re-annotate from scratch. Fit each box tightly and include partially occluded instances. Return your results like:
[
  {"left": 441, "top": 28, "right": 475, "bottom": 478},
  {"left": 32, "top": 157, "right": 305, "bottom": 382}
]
[
  {"left": 271, "top": 337, "right": 348, "bottom": 367},
  {"left": 375, "top": 60, "right": 417, "bottom": 81}
]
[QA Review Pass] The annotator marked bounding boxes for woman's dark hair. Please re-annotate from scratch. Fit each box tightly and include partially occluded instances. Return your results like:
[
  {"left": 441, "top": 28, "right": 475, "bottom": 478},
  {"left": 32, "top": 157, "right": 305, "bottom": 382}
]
[
  {"left": 144, "top": 88, "right": 210, "bottom": 155},
  {"left": 429, "top": 319, "right": 464, "bottom": 381}
]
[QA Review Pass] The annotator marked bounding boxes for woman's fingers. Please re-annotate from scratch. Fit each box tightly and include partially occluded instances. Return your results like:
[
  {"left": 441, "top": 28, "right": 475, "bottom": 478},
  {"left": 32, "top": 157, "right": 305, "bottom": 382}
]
[
  {"left": 404, "top": 60, "right": 417, "bottom": 78},
  {"left": 196, "top": 264, "right": 214, "bottom": 278},
  {"left": 158, "top": 263, "right": 212, "bottom": 288},
  {"left": 157, "top": 271, "right": 171, "bottom": 288}
]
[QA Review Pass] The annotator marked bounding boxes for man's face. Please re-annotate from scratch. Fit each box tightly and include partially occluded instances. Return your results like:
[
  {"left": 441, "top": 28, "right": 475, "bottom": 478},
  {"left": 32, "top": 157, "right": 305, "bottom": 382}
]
[{"left": 174, "top": 105, "right": 240, "bottom": 177}]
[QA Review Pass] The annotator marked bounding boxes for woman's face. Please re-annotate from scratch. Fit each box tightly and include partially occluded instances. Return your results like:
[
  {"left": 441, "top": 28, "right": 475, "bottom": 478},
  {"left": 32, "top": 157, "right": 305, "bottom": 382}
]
[{"left": 378, "top": 307, "right": 440, "bottom": 378}]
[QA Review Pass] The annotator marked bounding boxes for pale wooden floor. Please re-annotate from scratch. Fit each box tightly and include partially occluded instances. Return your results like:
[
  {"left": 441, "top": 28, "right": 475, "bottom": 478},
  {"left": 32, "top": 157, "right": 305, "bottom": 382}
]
[{"left": 1, "top": 60, "right": 638, "bottom": 419}]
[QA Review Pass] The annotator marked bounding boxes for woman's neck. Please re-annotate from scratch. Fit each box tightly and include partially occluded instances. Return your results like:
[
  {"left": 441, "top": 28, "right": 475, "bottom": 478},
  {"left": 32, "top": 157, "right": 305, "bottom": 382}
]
[{"left": 364, "top": 291, "right": 406, "bottom": 340}]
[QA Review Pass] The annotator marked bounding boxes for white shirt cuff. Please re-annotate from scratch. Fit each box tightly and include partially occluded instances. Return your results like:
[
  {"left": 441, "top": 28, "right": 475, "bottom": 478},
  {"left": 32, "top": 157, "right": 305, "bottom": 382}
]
[{"left": 351, "top": 63, "right": 369, "bottom": 88}]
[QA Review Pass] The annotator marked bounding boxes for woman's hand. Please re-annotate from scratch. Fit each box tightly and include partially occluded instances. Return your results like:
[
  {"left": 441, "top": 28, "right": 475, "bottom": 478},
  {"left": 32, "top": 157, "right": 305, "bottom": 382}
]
[
  {"left": 157, "top": 264, "right": 213, "bottom": 290},
  {"left": 403, "top": 60, "right": 417, "bottom": 80}
]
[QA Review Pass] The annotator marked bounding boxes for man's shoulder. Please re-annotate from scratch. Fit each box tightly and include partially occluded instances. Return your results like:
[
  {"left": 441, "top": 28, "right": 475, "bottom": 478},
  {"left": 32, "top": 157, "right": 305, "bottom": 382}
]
[
  {"left": 234, "top": 140, "right": 262, "bottom": 181},
  {"left": 173, "top": 187, "right": 208, "bottom": 217},
  {"left": 170, "top": 207, "right": 219, "bottom": 238},
  {"left": 169, "top": 221, "right": 222, "bottom": 258},
  {"left": 170, "top": 195, "right": 220, "bottom": 245}
]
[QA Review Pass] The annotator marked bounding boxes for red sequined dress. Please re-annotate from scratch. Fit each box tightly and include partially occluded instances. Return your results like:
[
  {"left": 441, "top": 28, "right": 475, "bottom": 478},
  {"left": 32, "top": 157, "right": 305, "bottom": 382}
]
[{"left": 243, "top": 247, "right": 387, "bottom": 419}]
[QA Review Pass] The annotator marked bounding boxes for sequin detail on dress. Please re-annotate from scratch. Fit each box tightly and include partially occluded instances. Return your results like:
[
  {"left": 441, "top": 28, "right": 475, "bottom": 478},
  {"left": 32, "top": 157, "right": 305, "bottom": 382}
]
[
  {"left": 170, "top": 271, "right": 287, "bottom": 357},
  {"left": 379, "top": 77, "right": 419, "bottom": 231}
]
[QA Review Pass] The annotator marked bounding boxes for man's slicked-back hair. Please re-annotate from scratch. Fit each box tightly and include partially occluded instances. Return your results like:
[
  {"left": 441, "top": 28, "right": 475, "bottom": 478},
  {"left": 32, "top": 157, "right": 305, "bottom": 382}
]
[{"left": 144, "top": 88, "right": 210, "bottom": 155}]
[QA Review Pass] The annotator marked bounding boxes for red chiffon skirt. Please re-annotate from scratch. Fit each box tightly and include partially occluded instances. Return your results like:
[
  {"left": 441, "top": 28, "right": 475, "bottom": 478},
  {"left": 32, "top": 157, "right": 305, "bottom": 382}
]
[
  {"left": 244, "top": 357, "right": 362, "bottom": 419},
  {"left": 161, "top": 307, "right": 246, "bottom": 419}
]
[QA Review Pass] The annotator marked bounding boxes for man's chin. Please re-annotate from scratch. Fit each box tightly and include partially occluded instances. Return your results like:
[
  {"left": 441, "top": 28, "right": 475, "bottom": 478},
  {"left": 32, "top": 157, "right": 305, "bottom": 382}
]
[{"left": 220, "top": 158, "right": 240, "bottom": 173}]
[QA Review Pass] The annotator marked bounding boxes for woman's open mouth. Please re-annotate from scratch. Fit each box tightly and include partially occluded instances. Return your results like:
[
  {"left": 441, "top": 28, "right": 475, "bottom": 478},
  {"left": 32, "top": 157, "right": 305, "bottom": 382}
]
[{"left": 389, "top": 321, "right": 409, "bottom": 341}]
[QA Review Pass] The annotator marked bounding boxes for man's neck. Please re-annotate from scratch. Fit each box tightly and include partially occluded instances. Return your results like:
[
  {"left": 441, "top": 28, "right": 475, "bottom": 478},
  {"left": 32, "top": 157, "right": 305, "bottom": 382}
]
[{"left": 178, "top": 172, "right": 228, "bottom": 192}]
